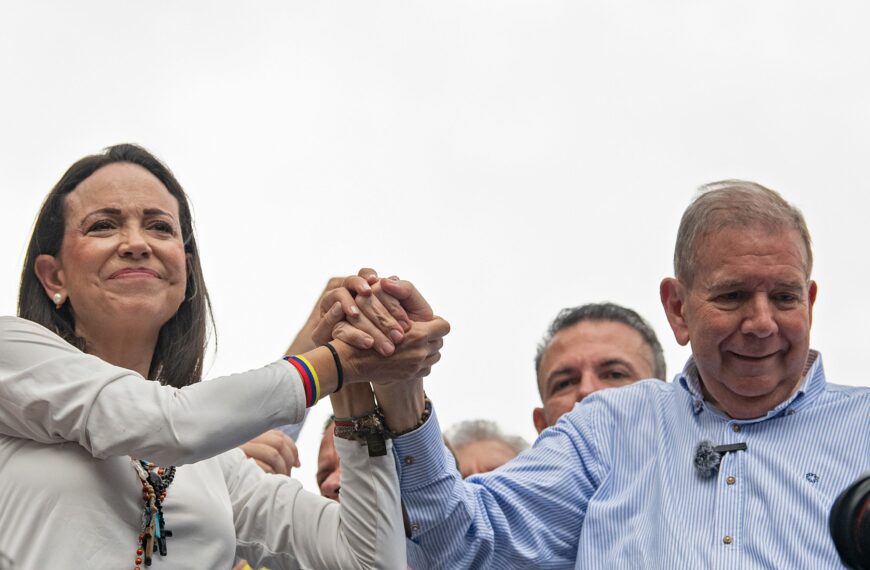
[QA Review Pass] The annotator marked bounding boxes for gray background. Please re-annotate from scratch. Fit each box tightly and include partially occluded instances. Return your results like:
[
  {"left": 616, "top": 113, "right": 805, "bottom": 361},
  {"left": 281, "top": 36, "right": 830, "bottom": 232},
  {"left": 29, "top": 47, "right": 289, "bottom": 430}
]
[{"left": 2, "top": 1, "right": 868, "bottom": 492}]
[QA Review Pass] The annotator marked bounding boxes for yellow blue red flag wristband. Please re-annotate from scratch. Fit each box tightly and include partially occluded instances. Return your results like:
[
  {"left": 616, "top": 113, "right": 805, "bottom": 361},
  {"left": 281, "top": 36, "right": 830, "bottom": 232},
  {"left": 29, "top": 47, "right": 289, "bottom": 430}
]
[{"left": 284, "top": 355, "right": 320, "bottom": 407}]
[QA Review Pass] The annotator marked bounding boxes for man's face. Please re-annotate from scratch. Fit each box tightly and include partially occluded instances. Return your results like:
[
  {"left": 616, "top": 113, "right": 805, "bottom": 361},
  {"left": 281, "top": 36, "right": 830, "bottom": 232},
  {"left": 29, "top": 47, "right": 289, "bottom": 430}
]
[
  {"left": 316, "top": 423, "right": 341, "bottom": 501},
  {"left": 533, "top": 320, "right": 656, "bottom": 433},
  {"left": 661, "top": 226, "right": 816, "bottom": 420}
]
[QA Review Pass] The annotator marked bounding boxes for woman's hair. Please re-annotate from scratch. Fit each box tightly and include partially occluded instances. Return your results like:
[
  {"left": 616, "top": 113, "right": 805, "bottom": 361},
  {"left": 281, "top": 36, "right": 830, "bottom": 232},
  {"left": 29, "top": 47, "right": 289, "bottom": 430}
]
[{"left": 18, "top": 143, "right": 214, "bottom": 388}]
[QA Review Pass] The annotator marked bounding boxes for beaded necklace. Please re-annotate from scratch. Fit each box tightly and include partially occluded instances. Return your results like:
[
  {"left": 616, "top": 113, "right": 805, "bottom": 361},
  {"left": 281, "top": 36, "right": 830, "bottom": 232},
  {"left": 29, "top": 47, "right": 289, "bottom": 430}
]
[{"left": 131, "top": 459, "right": 176, "bottom": 569}]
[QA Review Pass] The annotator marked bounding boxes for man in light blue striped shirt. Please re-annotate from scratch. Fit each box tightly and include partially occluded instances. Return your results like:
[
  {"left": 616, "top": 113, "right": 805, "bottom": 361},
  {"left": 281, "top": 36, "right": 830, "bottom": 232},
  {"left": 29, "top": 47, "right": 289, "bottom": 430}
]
[{"left": 376, "top": 181, "right": 870, "bottom": 569}]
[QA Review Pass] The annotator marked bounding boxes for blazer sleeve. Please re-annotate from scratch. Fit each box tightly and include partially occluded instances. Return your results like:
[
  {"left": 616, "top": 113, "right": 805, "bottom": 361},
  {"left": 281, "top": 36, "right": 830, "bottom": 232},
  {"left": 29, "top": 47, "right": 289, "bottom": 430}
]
[
  {"left": 0, "top": 316, "right": 307, "bottom": 465},
  {"left": 224, "top": 439, "right": 405, "bottom": 570}
]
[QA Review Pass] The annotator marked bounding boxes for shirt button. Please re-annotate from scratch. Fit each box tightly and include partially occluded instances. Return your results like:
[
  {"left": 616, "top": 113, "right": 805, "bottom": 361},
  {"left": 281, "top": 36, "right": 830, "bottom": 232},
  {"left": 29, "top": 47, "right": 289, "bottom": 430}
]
[
  {"left": 723, "top": 535, "right": 733, "bottom": 545},
  {"left": 410, "top": 523, "right": 420, "bottom": 532},
  {"left": 403, "top": 456, "right": 415, "bottom": 465},
  {"left": 786, "top": 409, "right": 796, "bottom": 416},
  {"left": 731, "top": 424, "right": 741, "bottom": 433},
  {"left": 726, "top": 476, "right": 736, "bottom": 485}
]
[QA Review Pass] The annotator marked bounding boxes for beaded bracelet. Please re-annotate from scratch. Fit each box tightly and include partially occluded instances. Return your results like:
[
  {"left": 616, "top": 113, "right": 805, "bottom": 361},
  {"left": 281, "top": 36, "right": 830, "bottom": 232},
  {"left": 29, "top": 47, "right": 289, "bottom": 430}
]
[
  {"left": 333, "top": 412, "right": 388, "bottom": 441},
  {"left": 386, "top": 397, "right": 432, "bottom": 437},
  {"left": 284, "top": 355, "right": 320, "bottom": 407},
  {"left": 334, "top": 411, "right": 390, "bottom": 457}
]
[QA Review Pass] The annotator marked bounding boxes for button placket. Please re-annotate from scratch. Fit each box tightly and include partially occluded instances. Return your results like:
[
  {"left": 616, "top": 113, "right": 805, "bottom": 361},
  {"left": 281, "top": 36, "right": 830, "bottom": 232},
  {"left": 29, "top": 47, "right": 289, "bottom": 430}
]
[{"left": 714, "top": 436, "right": 744, "bottom": 551}]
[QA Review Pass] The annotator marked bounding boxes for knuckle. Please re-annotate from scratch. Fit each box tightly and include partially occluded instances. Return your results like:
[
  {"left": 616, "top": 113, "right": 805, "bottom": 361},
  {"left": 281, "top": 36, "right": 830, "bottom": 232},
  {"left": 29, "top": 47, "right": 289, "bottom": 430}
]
[
  {"left": 375, "top": 313, "right": 393, "bottom": 328},
  {"left": 333, "top": 329, "right": 352, "bottom": 343},
  {"left": 260, "top": 434, "right": 276, "bottom": 447}
]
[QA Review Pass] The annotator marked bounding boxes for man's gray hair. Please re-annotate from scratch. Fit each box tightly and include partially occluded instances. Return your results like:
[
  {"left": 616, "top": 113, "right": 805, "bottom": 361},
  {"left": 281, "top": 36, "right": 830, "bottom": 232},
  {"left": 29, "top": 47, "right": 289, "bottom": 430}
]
[
  {"left": 674, "top": 180, "right": 813, "bottom": 285},
  {"left": 444, "top": 419, "right": 530, "bottom": 455},
  {"left": 535, "top": 303, "right": 667, "bottom": 382}
]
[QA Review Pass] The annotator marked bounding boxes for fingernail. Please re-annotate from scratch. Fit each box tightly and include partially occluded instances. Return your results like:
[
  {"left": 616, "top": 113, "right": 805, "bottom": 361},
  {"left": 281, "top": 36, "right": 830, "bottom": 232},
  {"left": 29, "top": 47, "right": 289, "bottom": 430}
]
[
  {"left": 389, "top": 330, "right": 404, "bottom": 343},
  {"left": 379, "top": 341, "right": 395, "bottom": 355},
  {"left": 350, "top": 306, "right": 360, "bottom": 317},
  {"left": 389, "top": 275, "right": 399, "bottom": 281},
  {"left": 362, "top": 336, "right": 374, "bottom": 348}
]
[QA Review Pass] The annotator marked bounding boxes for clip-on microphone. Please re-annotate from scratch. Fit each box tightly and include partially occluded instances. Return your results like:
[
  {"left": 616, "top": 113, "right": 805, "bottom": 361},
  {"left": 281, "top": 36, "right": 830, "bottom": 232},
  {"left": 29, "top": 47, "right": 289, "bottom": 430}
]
[{"left": 694, "top": 440, "right": 748, "bottom": 478}]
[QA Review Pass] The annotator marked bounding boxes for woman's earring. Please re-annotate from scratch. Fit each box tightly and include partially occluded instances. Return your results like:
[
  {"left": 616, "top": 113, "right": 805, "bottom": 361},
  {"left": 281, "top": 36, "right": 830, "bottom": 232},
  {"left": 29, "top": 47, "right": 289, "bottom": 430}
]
[{"left": 53, "top": 292, "right": 64, "bottom": 309}]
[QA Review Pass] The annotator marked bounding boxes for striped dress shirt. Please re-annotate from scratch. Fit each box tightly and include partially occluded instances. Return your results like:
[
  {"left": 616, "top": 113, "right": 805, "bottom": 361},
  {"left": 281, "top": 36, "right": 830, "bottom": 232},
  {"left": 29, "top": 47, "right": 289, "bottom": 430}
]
[{"left": 393, "top": 351, "right": 870, "bottom": 569}]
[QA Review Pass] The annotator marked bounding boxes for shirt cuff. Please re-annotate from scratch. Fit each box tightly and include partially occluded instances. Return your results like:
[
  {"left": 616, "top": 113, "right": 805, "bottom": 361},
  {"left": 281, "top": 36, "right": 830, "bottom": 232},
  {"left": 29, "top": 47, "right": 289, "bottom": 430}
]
[{"left": 392, "top": 405, "right": 456, "bottom": 490}]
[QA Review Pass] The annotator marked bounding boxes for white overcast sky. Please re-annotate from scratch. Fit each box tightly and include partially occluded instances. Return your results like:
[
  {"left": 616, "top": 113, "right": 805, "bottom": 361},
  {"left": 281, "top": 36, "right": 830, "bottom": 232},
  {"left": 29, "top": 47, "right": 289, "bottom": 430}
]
[{"left": 2, "top": 1, "right": 868, "bottom": 493}]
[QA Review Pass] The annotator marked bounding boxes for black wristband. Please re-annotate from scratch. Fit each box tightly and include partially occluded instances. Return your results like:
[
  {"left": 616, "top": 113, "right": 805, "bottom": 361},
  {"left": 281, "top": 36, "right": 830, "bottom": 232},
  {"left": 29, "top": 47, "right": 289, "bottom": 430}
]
[{"left": 325, "top": 342, "right": 344, "bottom": 392}]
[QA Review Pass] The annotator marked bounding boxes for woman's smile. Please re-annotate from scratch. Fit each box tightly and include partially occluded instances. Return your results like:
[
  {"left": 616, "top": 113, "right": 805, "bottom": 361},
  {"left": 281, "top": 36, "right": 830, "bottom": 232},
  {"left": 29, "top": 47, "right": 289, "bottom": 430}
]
[{"left": 109, "top": 267, "right": 162, "bottom": 279}]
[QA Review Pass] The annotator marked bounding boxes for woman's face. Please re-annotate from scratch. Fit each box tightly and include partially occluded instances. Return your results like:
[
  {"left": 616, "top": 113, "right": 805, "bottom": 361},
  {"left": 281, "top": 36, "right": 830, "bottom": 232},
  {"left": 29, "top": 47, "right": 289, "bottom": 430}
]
[{"left": 38, "top": 162, "right": 188, "bottom": 339}]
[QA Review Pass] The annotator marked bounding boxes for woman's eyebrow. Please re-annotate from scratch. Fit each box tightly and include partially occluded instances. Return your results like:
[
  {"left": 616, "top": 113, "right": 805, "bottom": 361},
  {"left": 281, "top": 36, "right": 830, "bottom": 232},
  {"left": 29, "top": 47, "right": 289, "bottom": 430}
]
[
  {"left": 77, "top": 207, "right": 123, "bottom": 227},
  {"left": 143, "top": 208, "right": 176, "bottom": 218}
]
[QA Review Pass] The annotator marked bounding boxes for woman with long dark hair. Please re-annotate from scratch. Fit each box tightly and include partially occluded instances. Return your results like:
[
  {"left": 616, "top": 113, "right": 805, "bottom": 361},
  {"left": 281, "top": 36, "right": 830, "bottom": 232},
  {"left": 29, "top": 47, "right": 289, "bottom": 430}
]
[{"left": 0, "top": 143, "right": 449, "bottom": 569}]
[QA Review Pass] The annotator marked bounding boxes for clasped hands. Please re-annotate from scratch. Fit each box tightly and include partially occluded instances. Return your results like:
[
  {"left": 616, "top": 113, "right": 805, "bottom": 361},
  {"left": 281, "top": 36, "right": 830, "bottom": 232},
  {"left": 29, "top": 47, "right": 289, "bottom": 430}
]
[{"left": 312, "top": 268, "right": 447, "bottom": 432}]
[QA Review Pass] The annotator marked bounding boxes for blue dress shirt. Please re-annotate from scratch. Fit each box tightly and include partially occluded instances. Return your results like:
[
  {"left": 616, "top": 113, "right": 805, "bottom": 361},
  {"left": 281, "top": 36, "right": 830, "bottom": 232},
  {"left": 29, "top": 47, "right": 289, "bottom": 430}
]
[{"left": 393, "top": 352, "right": 870, "bottom": 569}]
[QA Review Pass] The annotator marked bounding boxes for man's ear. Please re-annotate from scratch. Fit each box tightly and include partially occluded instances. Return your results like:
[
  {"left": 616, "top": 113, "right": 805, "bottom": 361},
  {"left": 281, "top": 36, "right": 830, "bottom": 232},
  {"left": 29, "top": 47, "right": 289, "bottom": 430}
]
[
  {"left": 532, "top": 407, "right": 548, "bottom": 434},
  {"left": 807, "top": 280, "right": 818, "bottom": 326},
  {"left": 660, "top": 277, "right": 690, "bottom": 346},
  {"left": 34, "top": 254, "right": 65, "bottom": 300}
]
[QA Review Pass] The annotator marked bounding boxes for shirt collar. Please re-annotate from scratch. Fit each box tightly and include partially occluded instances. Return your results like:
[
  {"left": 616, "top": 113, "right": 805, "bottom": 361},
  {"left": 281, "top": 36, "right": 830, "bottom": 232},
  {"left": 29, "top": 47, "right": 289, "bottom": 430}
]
[{"left": 677, "top": 350, "right": 824, "bottom": 419}]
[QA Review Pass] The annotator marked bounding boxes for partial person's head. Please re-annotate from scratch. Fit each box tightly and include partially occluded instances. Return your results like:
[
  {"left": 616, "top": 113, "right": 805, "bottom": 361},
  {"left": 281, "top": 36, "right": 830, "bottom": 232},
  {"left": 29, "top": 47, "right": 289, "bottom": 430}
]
[
  {"left": 444, "top": 420, "right": 529, "bottom": 478},
  {"left": 317, "top": 418, "right": 341, "bottom": 501},
  {"left": 18, "top": 144, "right": 212, "bottom": 388},
  {"left": 533, "top": 303, "right": 665, "bottom": 433},
  {"left": 660, "top": 180, "right": 817, "bottom": 420}
]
